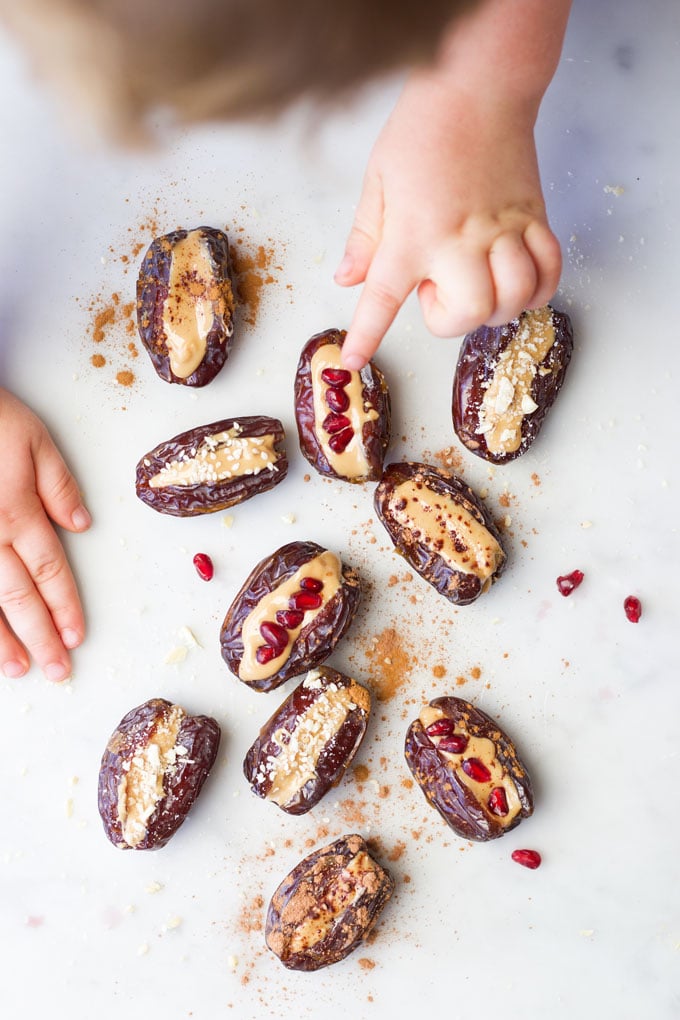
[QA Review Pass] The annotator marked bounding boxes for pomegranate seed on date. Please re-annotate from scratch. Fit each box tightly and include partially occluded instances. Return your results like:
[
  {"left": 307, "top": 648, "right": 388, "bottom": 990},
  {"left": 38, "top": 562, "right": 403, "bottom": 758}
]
[
  {"left": 624, "top": 596, "right": 642, "bottom": 623},
  {"left": 275, "top": 609, "right": 305, "bottom": 630},
  {"left": 299, "top": 577, "right": 324, "bottom": 593},
  {"left": 438, "top": 734, "right": 469, "bottom": 755},
  {"left": 462, "top": 757, "right": 492, "bottom": 784},
  {"left": 511, "top": 849, "right": 542, "bottom": 870},
  {"left": 259, "top": 620, "right": 288, "bottom": 653},
  {"left": 289, "top": 591, "right": 323, "bottom": 612},
  {"left": 328, "top": 427, "right": 354, "bottom": 454},
  {"left": 425, "top": 718, "right": 456, "bottom": 738},
  {"left": 192, "top": 553, "right": 214, "bottom": 581},
  {"left": 321, "top": 368, "right": 352, "bottom": 387},
  {"left": 256, "top": 645, "right": 277, "bottom": 665},
  {"left": 322, "top": 412, "right": 351, "bottom": 435},
  {"left": 325, "top": 387, "right": 351, "bottom": 414},
  {"left": 556, "top": 569, "right": 584, "bottom": 596},
  {"left": 488, "top": 787, "right": 509, "bottom": 816}
]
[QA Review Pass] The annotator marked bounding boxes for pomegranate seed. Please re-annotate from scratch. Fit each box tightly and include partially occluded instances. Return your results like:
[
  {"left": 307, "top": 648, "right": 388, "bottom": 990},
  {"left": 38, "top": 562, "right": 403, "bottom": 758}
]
[
  {"left": 259, "top": 620, "right": 288, "bottom": 653},
  {"left": 624, "top": 595, "right": 642, "bottom": 623},
  {"left": 289, "top": 591, "right": 323, "bottom": 612},
  {"left": 511, "top": 849, "right": 542, "bottom": 870},
  {"left": 488, "top": 787, "right": 509, "bottom": 816},
  {"left": 192, "top": 552, "right": 214, "bottom": 581},
  {"left": 321, "top": 368, "right": 352, "bottom": 387},
  {"left": 322, "top": 412, "right": 352, "bottom": 435},
  {"left": 328, "top": 427, "right": 354, "bottom": 454},
  {"left": 275, "top": 609, "right": 304, "bottom": 630},
  {"left": 462, "top": 757, "right": 492, "bottom": 784},
  {"left": 556, "top": 569, "right": 584, "bottom": 596},
  {"left": 425, "top": 718, "right": 456, "bottom": 738},
  {"left": 325, "top": 387, "right": 351, "bottom": 414},
  {"left": 438, "top": 734, "right": 469, "bottom": 755},
  {"left": 299, "top": 576, "right": 324, "bottom": 593},
  {"left": 256, "top": 645, "right": 277, "bottom": 665}
]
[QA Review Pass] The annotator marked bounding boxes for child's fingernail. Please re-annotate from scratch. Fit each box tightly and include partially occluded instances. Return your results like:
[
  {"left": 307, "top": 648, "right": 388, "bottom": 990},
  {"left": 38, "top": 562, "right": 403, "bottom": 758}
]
[
  {"left": 61, "top": 628, "right": 82, "bottom": 650},
  {"left": 72, "top": 505, "right": 92, "bottom": 530},
  {"left": 341, "top": 352, "right": 366, "bottom": 371},
  {"left": 334, "top": 253, "right": 354, "bottom": 280},
  {"left": 3, "top": 660, "right": 27, "bottom": 678},
  {"left": 44, "top": 662, "right": 70, "bottom": 683}
]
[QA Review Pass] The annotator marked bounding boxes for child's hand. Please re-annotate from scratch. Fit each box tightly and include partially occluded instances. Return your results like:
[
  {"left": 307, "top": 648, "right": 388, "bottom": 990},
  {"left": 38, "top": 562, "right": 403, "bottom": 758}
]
[
  {"left": 336, "top": 0, "right": 570, "bottom": 369},
  {"left": 0, "top": 389, "right": 91, "bottom": 682}
]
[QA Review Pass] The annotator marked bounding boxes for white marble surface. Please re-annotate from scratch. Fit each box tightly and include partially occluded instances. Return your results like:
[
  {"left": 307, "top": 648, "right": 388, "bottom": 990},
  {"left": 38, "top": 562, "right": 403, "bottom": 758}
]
[{"left": 1, "top": 2, "right": 678, "bottom": 1017}]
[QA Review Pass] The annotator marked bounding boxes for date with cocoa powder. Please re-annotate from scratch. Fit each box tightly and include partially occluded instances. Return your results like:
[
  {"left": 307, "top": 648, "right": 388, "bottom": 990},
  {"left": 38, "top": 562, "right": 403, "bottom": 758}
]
[
  {"left": 135, "top": 415, "right": 287, "bottom": 517},
  {"left": 137, "top": 226, "right": 235, "bottom": 387},
  {"left": 243, "top": 666, "right": 370, "bottom": 814},
  {"left": 265, "top": 834, "right": 394, "bottom": 971},
  {"left": 404, "top": 696, "right": 533, "bottom": 841},
  {"left": 220, "top": 540, "right": 361, "bottom": 692},
  {"left": 452, "top": 305, "right": 573, "bottom": 463},
  {"left": 374, "top": 461, "right": 506, "bottom": 605},
  {"left": 294, "top": 328, "right": 391, "bottom": 483},
  {"left": 98, "top": 698, "right": 221, "bottom": 850}
]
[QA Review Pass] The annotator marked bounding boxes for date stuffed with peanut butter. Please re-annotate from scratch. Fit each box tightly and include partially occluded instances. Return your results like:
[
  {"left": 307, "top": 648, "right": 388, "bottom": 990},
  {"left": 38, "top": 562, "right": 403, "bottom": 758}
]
[
  {"left": 135, "top": 415, "right": 287, "bottom": 516},
  {"left": 137, "top": 226, "right": 236, "bottom": 386},
  {"left": 405, "top": 696, "right": 533, "bottom": 841},
  {"left": 265, "top": 834, "right": 394, "bottom": 971},
  {"left": 452, "top": 305, "right": 573, "bottom": 463},
  {"left": 294, "top": 328, "right": 391, "bottom": 483},
  {"left": 244, "top": 667, "right": 370, "bottom": 814},
  {"left": 374, "top": 461, "right": 506, "bottom": 605},
  {"left": 98, "top": 698, "right": 221, "bottom": 850},
  {"left": 220, "top": 541, "right": 361, "bottom": 692}
]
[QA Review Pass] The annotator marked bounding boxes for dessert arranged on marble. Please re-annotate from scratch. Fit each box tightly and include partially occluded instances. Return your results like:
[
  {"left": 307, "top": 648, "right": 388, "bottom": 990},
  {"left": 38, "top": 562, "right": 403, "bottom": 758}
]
[
  {"left": 452, "top": 305, "right": 573, "bottom": 463},
  {"left": 294, "top": 327, "right": 391, "bottom": 483},
  {"left": 136, "top": 226, "right": 236, "bottom": 386},
  {"left": 97, "top": 698, "right": 221, "bottom": 851},
  {"left": 374, "top": 461, "right": 506, "bottom": 605},
  {"left": 220, "top": 540, "right": 362, "bottom": 692},
  {"left": 265, "top": 834, "right": 394, "bottom": 971},
  {"left": 243, "top": 666, "right": 371, "bottom": 815},
  {"left": 135, "top": 415, "right": 287, "bottom": 516},
  {"left": 404, "top": 696, "right": 534, "bottom": 841}
]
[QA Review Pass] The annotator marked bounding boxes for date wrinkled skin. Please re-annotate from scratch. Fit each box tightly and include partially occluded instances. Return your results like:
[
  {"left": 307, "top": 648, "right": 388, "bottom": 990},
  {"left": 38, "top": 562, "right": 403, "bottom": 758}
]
[
  {"left": 243, "top": 666, "right": 371, "bottom": 814},
  {"left": 98, "top": 698, "right": 221, "bottom": 850},
  {"left": 265, "top": 834, "right": 394, "bottom": 971},
  {"left": 220, "top": 541, "right": 361, "bottom": 692},
  {"left": 405, "top": 696, "right": 533, "bottom": 841},
  {"left": 374, "top": 461, "right": 506, "bottom": 605},
  {"left": 135, "top": 415, "right": 287, "bottom": 517},
  {"left": 137, "top": 226, "right": 235, "bottom": 387},
  {"left": 294, "top": 328, "right": 391, "bottom": 483},
  {"left": 452, "top": 305, "right": 573, "bottom": 463}
]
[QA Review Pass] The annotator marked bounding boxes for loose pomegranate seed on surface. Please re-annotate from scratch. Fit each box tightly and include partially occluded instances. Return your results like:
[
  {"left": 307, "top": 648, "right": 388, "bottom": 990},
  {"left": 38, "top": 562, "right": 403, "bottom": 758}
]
[
  {"left": 299, "top": 576, "right": 324, "bottom": 593},
  {"left": 624, "top": 595, "right": 642, "bottom": 623},
  {"left": 321, "top": 367, "right": 352, "bottom": 387},
  {"left": 556, "top": 569, "right": 584, "bottom": 596},
  {"left": 425, "top": 718, "right": 456, "bottom": 738},
  {"left": 461, "top": 757, "right": 492, "bottom": 784},
  {"left": 322, "top": 412, "right": 351, "bottom": 434},
  {"left": 511, "top": 849, "right": 542, "bottom": 870},
  {"left": 328, "top": 427, "right": 354, "bottom": 454},
  {"left": 256, "top": 645, "right": 277, "bottom": 665},
  {"left": 259, "top": 620, "right": 288, "bottom": 653},
  {"left": 275, "top": 609, "right": 305, "bottom": 630},
  {"left": 438, "top": 734, "right": 469, "bottom": 755},
  {"left": 325, "top": 387, "right": 351, "bottom": 414},
  {"left": 192, "top": 552, "right": 214, "bottom": 581},
  {"left": 289, "top": 591, "right": 323, "bottom": 612},
  {"left": 488, "top": 787, "right": 509, "bottom": 816}
]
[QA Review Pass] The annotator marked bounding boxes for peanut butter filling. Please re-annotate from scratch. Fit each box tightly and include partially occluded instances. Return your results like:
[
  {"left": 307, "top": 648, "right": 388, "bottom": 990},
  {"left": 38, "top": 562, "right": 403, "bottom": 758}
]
[
  {"left": 419, "top": 705, "right": 521, "bottom": 827},
  {"left": 116, "top": 705, "right": 186, "bottom": 847},
  {"left": 476, "top": 306, "right": 556, "bottom": 455},
  {"left": 149, "top": 425, "right": 279, "bottom": 488},
  {"left": 287, "top": 849, "right": 377, "bottom": 954},
  {"left": 162, "top": 229, "right": 231, "bottom": 378},
  {"left": 311, "top": 344, "right": 379, "bottom": 479},
  {"left": 389, "top": 478, "right": 503, "bottom": 581},
  {"left": 239, "top": 552, "right": 343, "bottom": 683}
]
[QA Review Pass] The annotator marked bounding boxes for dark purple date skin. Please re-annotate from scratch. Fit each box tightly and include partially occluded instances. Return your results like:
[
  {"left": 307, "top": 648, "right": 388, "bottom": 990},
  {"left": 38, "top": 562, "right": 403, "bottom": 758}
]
[
  {"left": 98, "top": 698, "right": 221, "bottom": 850},
  {"left": 452, "top": 306, "right": 573, "bottom": 463},
  {"left": 374, "top": 461, "right": 506, "bottom": 605},
  {"left": 404, "top": 696, "right": 534, "bottom": 842},
  {"left": 294, "top": 328, "right": 391, "bottom": 482},
  {"left": 220, "top": 541, "right": 361, "bottom": 693},
  {"left": 265, "top": 834, "right": 394, "bottom": 971},
  {"left": 135, "top": 415, "right": 287, "bottom": 517},
  {"left": 136, "top": 226, "right": 235, "bottom": 387},
  {"left": 243, "top": 666, "right": 371, "bottom": 814}
]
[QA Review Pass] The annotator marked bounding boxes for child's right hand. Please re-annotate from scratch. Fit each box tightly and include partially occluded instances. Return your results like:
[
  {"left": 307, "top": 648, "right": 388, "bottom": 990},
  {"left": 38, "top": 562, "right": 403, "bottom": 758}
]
[{"left": 0, "top": 389, "right": 91, "bottom": 682}]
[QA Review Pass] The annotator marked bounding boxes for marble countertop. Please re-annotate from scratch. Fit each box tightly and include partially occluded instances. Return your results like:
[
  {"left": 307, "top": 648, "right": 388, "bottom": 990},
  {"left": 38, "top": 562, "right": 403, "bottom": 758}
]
[{"left": 1, "top": 1, "right": 678, "bottom": 1017}]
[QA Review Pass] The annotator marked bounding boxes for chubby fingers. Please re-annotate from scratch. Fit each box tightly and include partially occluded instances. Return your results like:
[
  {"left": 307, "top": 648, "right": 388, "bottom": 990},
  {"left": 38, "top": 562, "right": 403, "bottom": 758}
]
[
  {"left": 34, "top": 430, "right": 91, "bottom": 533},
  {"left": 341, "top": 251, "right": 416, "bottom": 370},
  {"left": 334, "top": 169, "right": 385, "bottom": 289}
]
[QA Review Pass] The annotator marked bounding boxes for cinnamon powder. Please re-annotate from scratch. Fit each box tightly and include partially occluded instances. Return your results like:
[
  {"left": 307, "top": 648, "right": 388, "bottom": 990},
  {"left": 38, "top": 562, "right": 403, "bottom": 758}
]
[{"left": 364, "top": 626, "right": 413, "bottom": 703}]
